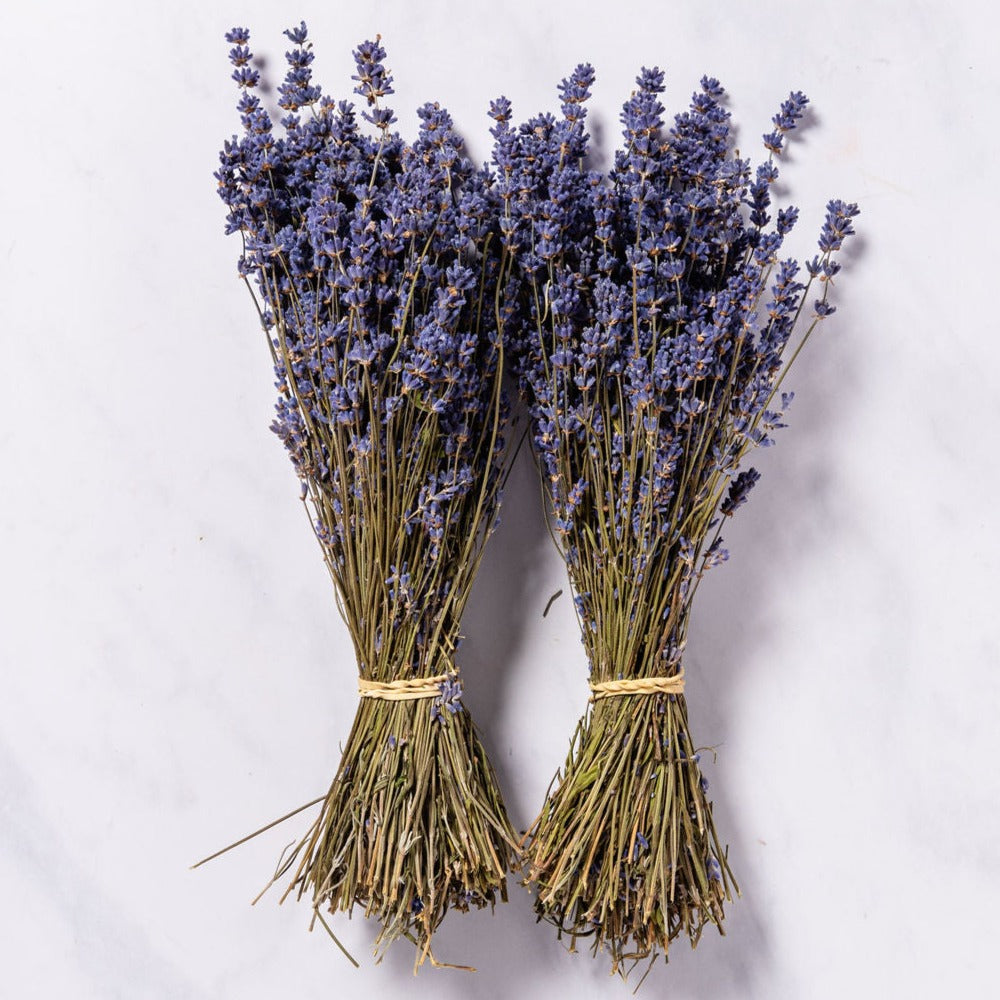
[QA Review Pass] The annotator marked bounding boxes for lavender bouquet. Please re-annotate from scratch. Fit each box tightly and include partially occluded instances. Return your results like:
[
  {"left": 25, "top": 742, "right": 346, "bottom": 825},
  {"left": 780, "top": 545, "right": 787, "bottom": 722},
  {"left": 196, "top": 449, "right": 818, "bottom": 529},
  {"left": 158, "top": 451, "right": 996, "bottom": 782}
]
[
  {"left": 214, "top": 25, "right": 517, "bottom": 965},
  {"left": 492, "top": 68, "right": 857, "bottom": 973}
]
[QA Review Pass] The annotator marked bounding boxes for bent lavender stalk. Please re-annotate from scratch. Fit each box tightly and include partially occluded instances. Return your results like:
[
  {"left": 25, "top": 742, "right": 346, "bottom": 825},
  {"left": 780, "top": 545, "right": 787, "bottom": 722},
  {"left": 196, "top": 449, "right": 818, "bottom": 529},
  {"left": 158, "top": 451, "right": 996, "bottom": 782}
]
[
  {"left": 492, "top": 67, "right": 857, "bottom": 974},
  {"left": 215, "top": 24, "right": 517, "bottom": 966}
]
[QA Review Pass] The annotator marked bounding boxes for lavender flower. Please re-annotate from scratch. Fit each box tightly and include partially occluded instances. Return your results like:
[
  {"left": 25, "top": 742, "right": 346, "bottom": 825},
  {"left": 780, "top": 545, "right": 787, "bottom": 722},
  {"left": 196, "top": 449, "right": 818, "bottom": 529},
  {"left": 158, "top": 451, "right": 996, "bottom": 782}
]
[
  {"left": 721, "top": 468, "right": 761, "bottom": 517},
  {"left": 499, "top": 65, "right": 857, "bottom": 975},
  {"left": 217, "top": 26, "right": 508, "bottom": 623},
  {"left": 431, "top": 673, "right": 464, "bottom": 723},
  {"left": 216, "top": 24, "right": 516, "bottom": 964}
]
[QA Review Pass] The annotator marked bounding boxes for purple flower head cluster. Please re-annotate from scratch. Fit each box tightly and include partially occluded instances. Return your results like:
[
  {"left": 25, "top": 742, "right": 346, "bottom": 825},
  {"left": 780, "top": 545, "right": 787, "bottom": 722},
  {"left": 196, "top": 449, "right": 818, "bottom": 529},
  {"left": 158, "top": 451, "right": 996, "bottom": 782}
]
[
  {"left": 430, "top": 673, "right": 464, "bottom": 723},
  {"left": 352, "top": 35, "right": 397, "bottom": 131},
  {"left": 808, "top": 198, "right": 861, "bottom": 317},
  {"left": 493, "top": 67, "right": 857, "bottom": 663},
  {"left": 720, "top": 467, "right": 760, "bottom": 517},
  {"left": 762, "top": 90, "right": 808, "bottom": 155},
  {"left": 217, "top": 25, "right": 507, "bottom": 680}
]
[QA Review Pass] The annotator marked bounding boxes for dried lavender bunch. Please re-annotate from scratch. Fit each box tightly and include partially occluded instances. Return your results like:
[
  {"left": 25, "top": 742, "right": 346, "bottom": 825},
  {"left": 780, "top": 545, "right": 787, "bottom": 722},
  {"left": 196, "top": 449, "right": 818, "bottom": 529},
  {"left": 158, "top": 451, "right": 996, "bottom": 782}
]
[
  {"left": 492, "top": 68, "right": 857, "bottom": 974},
  {"left": 215, "top": 24, "right": 517, "bottom": 966}
]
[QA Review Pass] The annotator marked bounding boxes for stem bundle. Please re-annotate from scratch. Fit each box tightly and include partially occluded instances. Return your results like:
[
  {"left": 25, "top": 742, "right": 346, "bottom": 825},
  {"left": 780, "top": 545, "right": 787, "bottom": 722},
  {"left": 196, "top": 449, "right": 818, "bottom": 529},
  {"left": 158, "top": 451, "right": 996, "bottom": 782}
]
[
  {"left": 491, "top": 64, "right": 857, "bottom": 975},
  {"left": 215, "top": 24, "right": 518, "bottom": 964},
  {"left": 282, "top": 693, "right": 513, "bottom": 964},
  {"left": 530, "top": 688, "right": 733, "bottom": 971}
]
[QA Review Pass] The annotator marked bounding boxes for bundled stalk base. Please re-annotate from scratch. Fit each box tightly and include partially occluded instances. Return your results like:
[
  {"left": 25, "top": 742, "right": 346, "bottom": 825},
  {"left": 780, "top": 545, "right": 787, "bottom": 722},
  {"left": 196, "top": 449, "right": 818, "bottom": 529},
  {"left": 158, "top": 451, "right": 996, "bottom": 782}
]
[
  {"left": 526, "top": 690, "right": 736, "bottom": 975},
  {"left": 284, "top": 691, "right": 516, "bottom": 967}
]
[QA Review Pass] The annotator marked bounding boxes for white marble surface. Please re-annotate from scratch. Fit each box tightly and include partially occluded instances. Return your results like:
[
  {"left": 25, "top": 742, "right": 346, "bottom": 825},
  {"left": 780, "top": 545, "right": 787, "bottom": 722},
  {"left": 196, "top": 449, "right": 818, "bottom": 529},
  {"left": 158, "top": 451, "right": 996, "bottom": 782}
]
[{"left": 2, "top": 1, "right": 998, "bottom": 997}]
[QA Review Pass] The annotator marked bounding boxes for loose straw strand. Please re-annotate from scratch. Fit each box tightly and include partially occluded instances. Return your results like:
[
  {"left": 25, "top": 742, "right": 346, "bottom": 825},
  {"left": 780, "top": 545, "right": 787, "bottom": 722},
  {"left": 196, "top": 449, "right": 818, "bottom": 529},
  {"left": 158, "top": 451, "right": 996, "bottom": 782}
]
[
  {"left": 589, "top": 669, "right": 685, "bottom": 702},
  {"left": 357, "top": 672, "right": 456, "bottom": 702}
]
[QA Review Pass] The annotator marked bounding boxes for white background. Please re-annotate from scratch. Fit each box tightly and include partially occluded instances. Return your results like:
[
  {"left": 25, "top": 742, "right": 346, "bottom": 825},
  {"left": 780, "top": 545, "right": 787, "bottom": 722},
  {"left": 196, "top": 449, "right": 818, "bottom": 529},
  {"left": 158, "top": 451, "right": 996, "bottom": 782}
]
[{"left": 2, "top": 2, "right": 997, "bottom": 998}]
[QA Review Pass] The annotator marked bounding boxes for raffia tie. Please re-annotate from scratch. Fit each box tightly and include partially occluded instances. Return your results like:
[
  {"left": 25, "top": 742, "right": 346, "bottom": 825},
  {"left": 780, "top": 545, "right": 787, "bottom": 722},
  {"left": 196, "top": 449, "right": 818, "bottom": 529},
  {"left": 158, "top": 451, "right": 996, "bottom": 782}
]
[
  {"left": 357, "top": 671, "right": 456, "bottom": 702},
  {"left": 589, "top": 668, "right": 685, "bottom": 702}
]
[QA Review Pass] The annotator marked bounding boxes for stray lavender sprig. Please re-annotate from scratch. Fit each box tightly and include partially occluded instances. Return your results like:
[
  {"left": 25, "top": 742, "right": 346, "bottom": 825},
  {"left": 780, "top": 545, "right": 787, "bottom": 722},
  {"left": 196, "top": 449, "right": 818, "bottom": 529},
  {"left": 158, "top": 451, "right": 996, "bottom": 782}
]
[
  {"left": 494, "top": 67, "right": 857, "bottom": 975},
  {"left": 215, "top": 24, "right": 517, "bottom": 968}
]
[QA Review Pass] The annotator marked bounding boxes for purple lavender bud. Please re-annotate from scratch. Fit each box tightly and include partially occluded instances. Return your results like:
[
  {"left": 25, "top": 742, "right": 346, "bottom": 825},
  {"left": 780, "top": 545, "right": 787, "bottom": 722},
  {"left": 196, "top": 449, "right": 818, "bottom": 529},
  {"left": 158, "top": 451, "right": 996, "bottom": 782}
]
[
  {"left": 231, "top": 65, "right": 260, "bottom": 89},
  {"left": 721, "top": 468, "right": 761, "bottom": 516},
  {"left": 431, "top": 674, "right": 464, "bottom": 722},
  {"left": 636, "top": 66, "right": 665, "bottom": 94},
  {"left": 700, "top": 76, "right": 725, "bottom": 100},
  {"left": 773, "top": 91, "right": 809, "bottom": 132},
  {"left": 352, "top": 36, "right": 395, "bottom": 107},
  {"left": 284, "top": 21, "right": 309, "bottom": 45},
  {"left": 632, "top": 832, "right": 649, "bottom": 860},
  {"left": 817, "top": 199, "right": 860, "bottom": 253},
  {"left": 776, "top": 206, "right": 799, "bottom": 236},
  {"left": 489, "top": 96, "right": 512, "bottom": 127},
  {"left": 558, "top": 64, "right": 596, "bottom": 122}
]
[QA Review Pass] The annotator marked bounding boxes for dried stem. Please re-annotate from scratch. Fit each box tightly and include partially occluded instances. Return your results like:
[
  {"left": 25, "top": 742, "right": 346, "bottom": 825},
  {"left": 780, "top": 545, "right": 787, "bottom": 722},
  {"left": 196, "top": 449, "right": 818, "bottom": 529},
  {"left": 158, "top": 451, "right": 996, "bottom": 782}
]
[
  {"left": 283, "top": 695, "right": 516, "bottom": 966},
  {"left": 526, "top": 679, "right": 736, "bottom": 975}
]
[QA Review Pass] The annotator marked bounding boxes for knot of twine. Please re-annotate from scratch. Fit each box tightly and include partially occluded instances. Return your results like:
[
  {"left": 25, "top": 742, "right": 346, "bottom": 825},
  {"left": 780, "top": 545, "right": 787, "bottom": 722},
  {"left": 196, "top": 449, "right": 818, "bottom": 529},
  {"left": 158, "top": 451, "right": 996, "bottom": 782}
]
[
  {"left": 357, "top": 671, "right": 458, "bottom": 702},
  {"left": 589, "top": 668, "right": 685, "bottom": 702}
]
